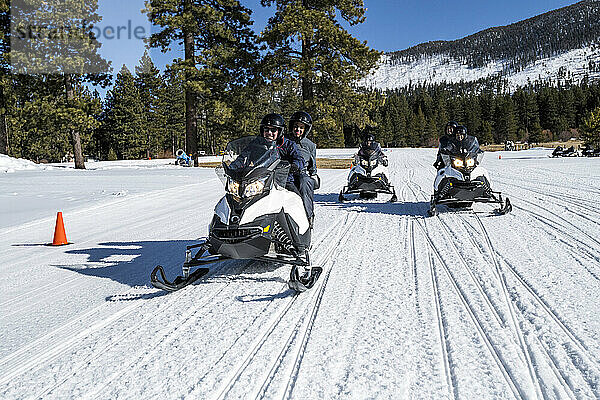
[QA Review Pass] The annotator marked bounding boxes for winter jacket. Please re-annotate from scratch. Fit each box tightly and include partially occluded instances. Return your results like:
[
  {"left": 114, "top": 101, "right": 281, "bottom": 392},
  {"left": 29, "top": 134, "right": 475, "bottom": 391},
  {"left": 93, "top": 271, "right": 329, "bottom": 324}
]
[
  {"left": 358, "top": 141, "right": 388, "bottom": 166},
  {"left": 228, "top": 135, "right": 304, "bottom": 185},
  {"left": 276, "top": 136, "right": 305, "bottom": 184},
  {"left": 289, "top": 136, "right": 317, "bottom": 176}
]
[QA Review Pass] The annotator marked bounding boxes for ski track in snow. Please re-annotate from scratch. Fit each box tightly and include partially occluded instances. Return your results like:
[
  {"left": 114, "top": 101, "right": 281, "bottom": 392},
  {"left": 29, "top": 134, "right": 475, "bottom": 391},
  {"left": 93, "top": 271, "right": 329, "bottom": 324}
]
[{"left": 1, "top": 150, "right": 600, "bottom": 399}]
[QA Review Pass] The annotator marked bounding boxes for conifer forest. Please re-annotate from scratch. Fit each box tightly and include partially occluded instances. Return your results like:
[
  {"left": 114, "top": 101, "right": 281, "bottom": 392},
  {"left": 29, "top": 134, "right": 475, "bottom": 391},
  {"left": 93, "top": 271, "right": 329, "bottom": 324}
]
[{"left": 1, "top": 0, "right": 600, "bottom": 167}]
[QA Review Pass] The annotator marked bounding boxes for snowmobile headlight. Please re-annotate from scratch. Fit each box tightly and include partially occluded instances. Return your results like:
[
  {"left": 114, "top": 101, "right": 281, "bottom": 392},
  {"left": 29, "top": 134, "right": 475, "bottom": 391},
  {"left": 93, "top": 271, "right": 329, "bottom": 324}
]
[
  {"left": 226, "top": 179, "right": 240, "bottom": 196},
  {"left": 243, "top": 177, "right": 267, "bottom": 198},
  {"left": 453, "top": 158, "right": 464, "bottom": 168},
  {"left": 361, "top": 159, "right": 369, "bottom": 167},
  {"left": 466, "top": 158, "right": 475, "bottom": 167}
]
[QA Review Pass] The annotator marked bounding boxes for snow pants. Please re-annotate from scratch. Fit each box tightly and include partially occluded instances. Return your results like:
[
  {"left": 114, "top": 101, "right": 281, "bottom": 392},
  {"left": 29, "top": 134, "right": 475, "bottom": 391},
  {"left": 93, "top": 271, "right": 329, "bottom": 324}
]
[{"left": 286, "top": 173, "right": 315, "bottom": 220}]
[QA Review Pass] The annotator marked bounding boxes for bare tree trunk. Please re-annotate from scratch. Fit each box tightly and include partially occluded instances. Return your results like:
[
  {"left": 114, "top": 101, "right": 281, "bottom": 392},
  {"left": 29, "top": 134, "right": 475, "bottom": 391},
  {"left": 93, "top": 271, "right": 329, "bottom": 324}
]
[
  {"left": 184, "top": 0, "right": 198, "bottom": 166},
  {"left": 301, "top": 37, "right": 313, "bottom": 104},
  {"left": 301, "top": 1, "right": 313, "bottom": 104},
  {"left": 64, "top": 74, "right": 85, "bottom": 169},
  {"left": 0, "top": 114, "right": 7, "bottom": 154}
]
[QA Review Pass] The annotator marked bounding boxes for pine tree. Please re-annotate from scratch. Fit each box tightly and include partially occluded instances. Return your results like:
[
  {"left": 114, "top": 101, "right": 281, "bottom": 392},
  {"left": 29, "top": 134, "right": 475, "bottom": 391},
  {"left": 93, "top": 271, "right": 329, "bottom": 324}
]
[
  {"left": 103, "top": 66, "right": 145, "bottom": 159},
  {"left": 582, "top": 106, "right": 600, "bottom": 148},
  {"left": 493, "top": 95, "right": 516, "bottom": 143},
  {"left": 261, "top": 0, "right": 381, "bottom": 147},
  {"left": 513, "top": 88, "right": 540, "bottom": 141},
  {"left": 0, "top": 0, "right": 9, "bottom": 154},
  {"left": 10, "top": 0, "right": 111, "bottom": 168},
  {"left": 538, "top": 87, "right": 560, "bottom": 139},
  {"left": 160, "top": 66, "right": 186, "bottom": 157},
  {"left": 135, "top": 51, "right": 164, "bottom": 158},
  {"left": 145, "top": 0, "right": 258, "bottom": 161}
]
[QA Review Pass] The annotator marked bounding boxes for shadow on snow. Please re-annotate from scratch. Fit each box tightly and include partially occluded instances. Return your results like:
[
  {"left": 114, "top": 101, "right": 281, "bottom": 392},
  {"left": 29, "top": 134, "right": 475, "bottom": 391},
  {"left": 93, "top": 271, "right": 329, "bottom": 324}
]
[
  {"left": 53, "top": 240, "right": 295, "bottom": 301},
  {"left": 315, "top": 192, "right": 430, "bottom": 217}
]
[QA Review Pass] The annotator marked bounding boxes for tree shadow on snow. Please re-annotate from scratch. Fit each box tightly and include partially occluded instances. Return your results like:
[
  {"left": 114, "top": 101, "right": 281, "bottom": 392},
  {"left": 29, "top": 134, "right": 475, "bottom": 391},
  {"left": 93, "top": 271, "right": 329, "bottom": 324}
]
[
  {"left": 53, "top": 240, "right": 293, "bottom": 300},
  {"left": 315, "top": 193, "right": 430, "bottom": 217}
]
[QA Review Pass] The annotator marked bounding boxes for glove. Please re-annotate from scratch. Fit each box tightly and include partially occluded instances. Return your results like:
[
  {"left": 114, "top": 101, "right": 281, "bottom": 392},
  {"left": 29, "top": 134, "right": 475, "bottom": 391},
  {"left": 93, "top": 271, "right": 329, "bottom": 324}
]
[
  {"left": 382, "top": 158, "right": 389, "bottom": 167},
  {"left": 289, "top": 163, "right": 301, "bottom": 175},
  {"left": 311, "top": 174, "right": 321, "bottom": 190}
]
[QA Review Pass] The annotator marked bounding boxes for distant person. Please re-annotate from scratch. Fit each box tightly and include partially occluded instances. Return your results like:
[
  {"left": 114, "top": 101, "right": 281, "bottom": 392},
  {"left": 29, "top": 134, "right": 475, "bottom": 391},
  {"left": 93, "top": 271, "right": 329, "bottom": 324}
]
[
  {"left": 286, "top": 111, "right": 317, "bottom": 225},
  {"left": 357, "top": 130, "right": 388, "bottom": 166},
  {"left": 434, "top": 121, "right": 459, "bottom": 169},
  {"left": 438, "top": 125, "right": 481, "bottom": 158}
]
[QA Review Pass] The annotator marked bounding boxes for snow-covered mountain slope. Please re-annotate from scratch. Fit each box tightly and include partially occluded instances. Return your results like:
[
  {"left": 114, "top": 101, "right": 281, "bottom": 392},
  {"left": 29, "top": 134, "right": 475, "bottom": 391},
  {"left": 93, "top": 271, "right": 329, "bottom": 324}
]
[
  {"left": 363, "top": 46, "right": 600, "bottom": 91},
  {"left": 1, "top": 150, "right": 600, "bottom": 399},
  {"left": 363, "top": 0, "right": 600, "bottom": 91}
]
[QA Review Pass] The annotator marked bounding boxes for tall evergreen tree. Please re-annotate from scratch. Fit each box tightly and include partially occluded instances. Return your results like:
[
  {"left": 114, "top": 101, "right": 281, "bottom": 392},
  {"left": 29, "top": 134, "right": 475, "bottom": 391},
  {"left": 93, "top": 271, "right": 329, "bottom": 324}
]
[
  {"left": 103, "top": 66, "right": 145, "bottom": 159},
  {"left": 260, "top": 0, "right": 381, "bottom": 147},
  {"left": 10, "top": 0, "right": 111, "bottom": 168},
  {"left": 0, "top": 0, "right": 9, "bottom": 154},
  {"left": 135, "top": 51, "right": 164, "bottom": 158},
  {"left": 582, "top": 106, "right": 600, "bottom": 148},
  {"left": 160, "top": 65, "right": 186, "bottom": 156},
  {"left": 145, "top": 0, "right": 258, "bottom": 161}
]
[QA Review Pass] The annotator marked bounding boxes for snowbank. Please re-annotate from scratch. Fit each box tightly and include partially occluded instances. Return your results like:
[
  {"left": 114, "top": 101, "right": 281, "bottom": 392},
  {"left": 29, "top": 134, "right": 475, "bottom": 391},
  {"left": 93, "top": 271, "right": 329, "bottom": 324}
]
[{"left": 0, "top": 154, "right": 49, "bottom": 173}]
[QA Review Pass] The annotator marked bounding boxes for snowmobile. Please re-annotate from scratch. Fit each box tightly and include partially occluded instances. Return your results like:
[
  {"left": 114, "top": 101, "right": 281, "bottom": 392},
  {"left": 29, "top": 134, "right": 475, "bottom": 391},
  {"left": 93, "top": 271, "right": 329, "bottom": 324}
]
[
  {"left": 428, "top": 147, "right": 512, "bottom": 216},
  {"left": 151, "top": 137, "right": 321, "bottom": 293},
  {"left": 175, "top": 149, "right": 193, "bottom": 167},
  {"left": 339, "top": 149, "right": 397, "bottom": 202},
  {"left": 581, "top": 145, "right": 600, "bottom": 157},
  {"left": 551, "top": 145, "right": 579, "bottom": 157}
]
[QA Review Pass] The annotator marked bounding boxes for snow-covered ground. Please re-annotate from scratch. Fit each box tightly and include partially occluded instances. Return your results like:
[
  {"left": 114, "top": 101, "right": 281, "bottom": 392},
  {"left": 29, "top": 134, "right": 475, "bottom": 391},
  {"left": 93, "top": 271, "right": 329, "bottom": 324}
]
[
  {"left": 1, "top": 149, "right": 600, "bottom": 399},
  {"left": 364, "top": 47, "right": 600, "bottom": 91}
]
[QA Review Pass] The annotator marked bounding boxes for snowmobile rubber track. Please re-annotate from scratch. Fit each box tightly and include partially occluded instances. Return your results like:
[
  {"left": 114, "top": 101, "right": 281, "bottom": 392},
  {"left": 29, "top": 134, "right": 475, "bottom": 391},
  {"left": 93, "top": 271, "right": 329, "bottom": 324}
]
[{"left": 150, "top": 265, "right": 210, "bottom": 292}]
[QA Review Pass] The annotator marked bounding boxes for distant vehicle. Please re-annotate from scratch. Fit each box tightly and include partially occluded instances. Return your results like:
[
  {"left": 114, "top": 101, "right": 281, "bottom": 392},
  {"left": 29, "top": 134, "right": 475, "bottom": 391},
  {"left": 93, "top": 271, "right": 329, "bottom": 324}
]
[
  {"left": 175, "top": 149, "right": 193, "bottom": 167},
  {"left": 581, "top": 145, "right": 600, "bottom": 157},
  {"left": 551, "top": 145, "right": 579, "bottom": 157}
]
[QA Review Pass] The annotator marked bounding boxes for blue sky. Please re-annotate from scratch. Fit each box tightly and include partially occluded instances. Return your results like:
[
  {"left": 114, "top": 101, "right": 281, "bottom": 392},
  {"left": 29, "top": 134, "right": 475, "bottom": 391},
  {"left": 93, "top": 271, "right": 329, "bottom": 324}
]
[{"left": 94, "top": 0, "right": 577, "bottom": 91}]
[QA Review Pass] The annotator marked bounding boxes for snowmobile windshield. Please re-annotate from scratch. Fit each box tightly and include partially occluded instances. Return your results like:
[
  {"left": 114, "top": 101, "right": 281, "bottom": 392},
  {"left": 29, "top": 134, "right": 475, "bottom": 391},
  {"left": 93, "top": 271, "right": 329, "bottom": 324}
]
[
  {"left": 441, "top": 136, "right": 482, "bottom": 158},
  {"left": 358, "top": 142, "right": 381, "bottom": 161},
  {"left": 225, "top": 136, "right": 281, "bottom": 181}
]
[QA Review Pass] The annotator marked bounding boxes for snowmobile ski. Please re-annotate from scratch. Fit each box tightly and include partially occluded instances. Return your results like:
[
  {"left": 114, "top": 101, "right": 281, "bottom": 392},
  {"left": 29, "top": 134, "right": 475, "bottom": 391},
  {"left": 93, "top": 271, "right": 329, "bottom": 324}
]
[
  {"left": 150, "top": 265, "right": 210, "bottom": 292},
  {"left": 496, "top": 197, "right": 512, "bottom": 215},
  {"left": 288, "top": 265, "right": 323, "bottom": 292}
]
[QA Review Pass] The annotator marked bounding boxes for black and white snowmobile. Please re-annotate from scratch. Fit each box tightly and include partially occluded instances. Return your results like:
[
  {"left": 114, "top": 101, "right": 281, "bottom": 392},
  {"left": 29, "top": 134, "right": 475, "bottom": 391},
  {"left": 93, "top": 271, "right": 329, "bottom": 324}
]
[
  {"left": 151, "top": 137, "right": 321, "bottom": 293},
  {"left": 339, "top": 149, "right": 397, "bottom": 202},
  {"left": 551, "top": 145, "right": 579, "bottom": 157},
  {"left": 429, "top": 147, "right": 512, "bottom": 216},
  {"left": 581, "top": 145, "right": 600, "bottom": 157}
]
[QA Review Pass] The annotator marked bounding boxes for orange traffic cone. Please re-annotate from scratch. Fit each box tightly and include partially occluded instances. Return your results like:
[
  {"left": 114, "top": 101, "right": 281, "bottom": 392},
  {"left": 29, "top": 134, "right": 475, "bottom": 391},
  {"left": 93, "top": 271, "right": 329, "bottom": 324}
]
[{"left": 50, "top": 212, "right": 70, "bottom": 246}]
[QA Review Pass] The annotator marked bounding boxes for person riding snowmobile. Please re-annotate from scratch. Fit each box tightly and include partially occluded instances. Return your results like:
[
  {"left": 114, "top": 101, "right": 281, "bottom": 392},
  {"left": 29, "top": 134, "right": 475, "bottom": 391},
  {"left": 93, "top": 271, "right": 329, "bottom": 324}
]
[
  {"left": 286, "top": 111, "right": 318, "bottom": 226},
  {"left": 439, "top": 125, "right": 481, "bottom": 157},
  {"left": 434, "top": 121, "right": 459, "bottom": 169},
  {"left": 150, "top": 113, "right": 321, "bottom": 293},
  {"left": 358, "top": 131, "right": 388, "bottom": 167},
  {"left": 231, "top": 113, "right": 305, "bottom": 189},
  {"left": 429, "top": 124, "right": 511, "bottom": 215}
]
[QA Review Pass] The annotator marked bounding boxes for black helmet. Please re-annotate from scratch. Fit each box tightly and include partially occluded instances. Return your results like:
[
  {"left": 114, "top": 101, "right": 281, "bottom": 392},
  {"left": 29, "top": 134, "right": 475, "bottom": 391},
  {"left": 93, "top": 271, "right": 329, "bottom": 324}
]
[
  {"left": 362, "top": 125, "right": 377, "bottom": 143},
  {"left": 445, "top": 121, "right": 459, "bottom": 136},
  {"left": 289, "top": 111, "right": 312, "bottom": 138},
  {"left": 455, "top": 125, "right": 467, "bottom": 139},
  {"left": 260, "top": 113, "right": 285, "bottom": 137}
]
